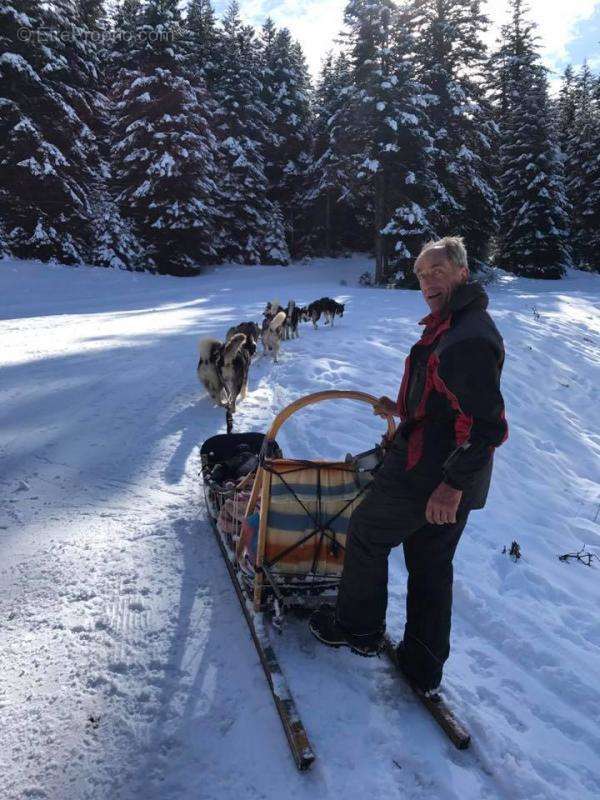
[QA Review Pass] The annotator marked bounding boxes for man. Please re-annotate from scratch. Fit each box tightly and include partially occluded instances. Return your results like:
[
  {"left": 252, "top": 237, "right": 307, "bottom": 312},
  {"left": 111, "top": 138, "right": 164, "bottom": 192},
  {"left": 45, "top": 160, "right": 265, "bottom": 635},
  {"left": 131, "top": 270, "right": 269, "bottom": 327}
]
[{"left": 309, "top": 236, "right": 508, "bottom": 695}]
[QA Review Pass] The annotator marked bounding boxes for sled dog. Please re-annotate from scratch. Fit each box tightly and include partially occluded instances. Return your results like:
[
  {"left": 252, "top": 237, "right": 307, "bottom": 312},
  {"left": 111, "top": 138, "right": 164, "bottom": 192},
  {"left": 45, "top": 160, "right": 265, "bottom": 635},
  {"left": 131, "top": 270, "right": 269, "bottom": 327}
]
[
  {"left": 307, "top": 298, "right": 345, "bottom": 328},
  {"left": 226, "top": 321, "right": 260, "bottom": 358},
  {"left": 261, "top": 310, "right": 287, "bottom": 362},
  {"left": 197, "top": 333, "right": 250, "bottom": 432}
]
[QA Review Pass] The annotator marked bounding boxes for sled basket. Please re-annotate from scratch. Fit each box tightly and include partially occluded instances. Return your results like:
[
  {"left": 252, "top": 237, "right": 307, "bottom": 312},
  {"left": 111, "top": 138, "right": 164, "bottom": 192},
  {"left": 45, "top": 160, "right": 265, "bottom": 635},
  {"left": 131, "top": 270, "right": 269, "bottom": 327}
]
[
  {"left": 201, "top": 391, "right": 395, "bottom": 615},
  {"left": 200, "top": 432, "right": 280, "bottom": 551},
  {"left": 243, "top": 391, "right": 396, "bottom": 611}
]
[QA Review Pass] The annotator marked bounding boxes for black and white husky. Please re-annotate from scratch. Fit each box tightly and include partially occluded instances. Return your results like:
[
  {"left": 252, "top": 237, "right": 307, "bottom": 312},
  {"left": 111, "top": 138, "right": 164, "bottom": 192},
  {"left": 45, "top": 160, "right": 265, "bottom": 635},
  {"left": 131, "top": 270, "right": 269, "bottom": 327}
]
[
  {"left": 288, "top": 304, "right": 309, "bottom": 338},
  {"left": 263, "top": 299, "right": 307, "bottom": 340},
  {"left": 197, "top": 333, "right": 250, "bottom": 433},
  {"left": 226, "top": 321, "right": 260, "bottom": 357},
  {"left": 307, "top": 297, "right": 345, "bottom": 328},
  {"left": 261, "top": 309, "right": 287, "bottom": 362}
]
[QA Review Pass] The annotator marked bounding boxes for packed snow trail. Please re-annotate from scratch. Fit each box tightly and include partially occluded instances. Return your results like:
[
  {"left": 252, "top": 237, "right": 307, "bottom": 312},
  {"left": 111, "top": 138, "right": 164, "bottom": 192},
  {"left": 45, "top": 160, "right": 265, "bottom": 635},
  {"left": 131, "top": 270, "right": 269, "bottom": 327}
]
[{"left": 0, "top": 258, "right": 599, "bottom": 800}]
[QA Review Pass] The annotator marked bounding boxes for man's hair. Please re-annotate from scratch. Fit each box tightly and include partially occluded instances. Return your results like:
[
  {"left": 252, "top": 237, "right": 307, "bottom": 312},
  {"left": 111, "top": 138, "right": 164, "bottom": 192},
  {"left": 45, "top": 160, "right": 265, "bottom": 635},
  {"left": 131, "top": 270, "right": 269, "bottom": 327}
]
[{"left": 417, "top": 236, "right": 469, "bottom": 271}]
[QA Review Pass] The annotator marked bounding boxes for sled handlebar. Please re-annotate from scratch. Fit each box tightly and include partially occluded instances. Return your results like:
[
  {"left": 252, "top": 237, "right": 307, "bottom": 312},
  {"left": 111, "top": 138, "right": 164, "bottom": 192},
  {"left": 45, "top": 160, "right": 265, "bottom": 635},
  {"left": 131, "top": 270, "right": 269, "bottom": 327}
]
[{"left": 263, "top": 390, "right": 397, "bottom": 442}]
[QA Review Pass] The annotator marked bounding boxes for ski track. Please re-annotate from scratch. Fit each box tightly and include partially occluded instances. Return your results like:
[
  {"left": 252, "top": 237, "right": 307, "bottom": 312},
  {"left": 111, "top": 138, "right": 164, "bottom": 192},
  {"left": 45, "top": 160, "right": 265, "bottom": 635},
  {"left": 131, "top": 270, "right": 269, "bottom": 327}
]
[{"left": 0, "top": 257, "right": 599, "bottom": 800}]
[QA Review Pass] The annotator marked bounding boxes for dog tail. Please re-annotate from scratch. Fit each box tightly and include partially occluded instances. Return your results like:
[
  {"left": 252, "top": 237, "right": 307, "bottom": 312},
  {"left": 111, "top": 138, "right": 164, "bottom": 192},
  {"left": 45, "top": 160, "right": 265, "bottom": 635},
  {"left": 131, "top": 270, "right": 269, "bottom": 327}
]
[
  {"left": 198, "top": 337, "right": 220, "bottom": 360},
  {"left": 226, "top": 408, "right": 234, "bottom": 434},
  {"left": 269, "top": 311, "right": 287, "bottom": 332},
  {"left": 223, "top": 332, "right": 246, "bottom": 363}
]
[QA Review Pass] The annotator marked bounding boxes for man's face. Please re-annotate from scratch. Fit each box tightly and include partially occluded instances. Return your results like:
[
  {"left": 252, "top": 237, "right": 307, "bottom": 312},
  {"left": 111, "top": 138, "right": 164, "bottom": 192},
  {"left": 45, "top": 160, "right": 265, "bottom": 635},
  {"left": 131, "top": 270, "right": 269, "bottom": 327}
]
[{"left": 414, "top": 247, "right": 468, "bottom": 313}]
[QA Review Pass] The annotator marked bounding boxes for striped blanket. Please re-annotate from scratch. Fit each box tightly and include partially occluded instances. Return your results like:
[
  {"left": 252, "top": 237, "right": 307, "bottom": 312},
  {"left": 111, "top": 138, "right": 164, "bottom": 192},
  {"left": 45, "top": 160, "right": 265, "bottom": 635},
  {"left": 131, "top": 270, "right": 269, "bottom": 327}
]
[{"left": 262, "top": 459, "right": 373, "bottom": 576}]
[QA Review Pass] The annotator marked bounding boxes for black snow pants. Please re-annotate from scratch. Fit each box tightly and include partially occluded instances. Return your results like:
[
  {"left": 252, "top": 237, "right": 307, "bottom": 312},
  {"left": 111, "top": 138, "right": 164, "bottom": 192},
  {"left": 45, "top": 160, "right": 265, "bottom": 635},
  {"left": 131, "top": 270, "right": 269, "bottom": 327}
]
[{"left": 336, "top": 441, "right": 469, "bottom": 691}]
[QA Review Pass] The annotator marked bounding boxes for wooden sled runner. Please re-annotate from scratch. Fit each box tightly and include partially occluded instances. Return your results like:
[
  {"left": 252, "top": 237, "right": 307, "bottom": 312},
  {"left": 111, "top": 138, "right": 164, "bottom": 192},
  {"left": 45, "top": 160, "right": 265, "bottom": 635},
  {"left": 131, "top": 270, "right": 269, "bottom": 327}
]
[{"left": 201, "top": 390, "right": 470, "bottom": 769}]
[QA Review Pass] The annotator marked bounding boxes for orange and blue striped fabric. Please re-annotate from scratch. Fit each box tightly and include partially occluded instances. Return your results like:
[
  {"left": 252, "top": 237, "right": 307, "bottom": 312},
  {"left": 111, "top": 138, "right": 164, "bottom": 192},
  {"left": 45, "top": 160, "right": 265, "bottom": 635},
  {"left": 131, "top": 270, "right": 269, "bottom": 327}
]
[{"left": 262, "top": 459, "right": 373, "bottom": 576}]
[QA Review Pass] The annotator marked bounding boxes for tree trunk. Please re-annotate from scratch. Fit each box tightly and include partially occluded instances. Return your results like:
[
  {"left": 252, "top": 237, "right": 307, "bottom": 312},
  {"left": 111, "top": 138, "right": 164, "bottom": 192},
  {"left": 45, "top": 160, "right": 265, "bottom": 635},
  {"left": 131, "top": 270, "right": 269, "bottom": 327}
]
[
  {"left": 374, "top": 171, "right": 387, "bottom": 283},
  {"left": 325, "top": 191, "right": 332, "bottom": 257}
]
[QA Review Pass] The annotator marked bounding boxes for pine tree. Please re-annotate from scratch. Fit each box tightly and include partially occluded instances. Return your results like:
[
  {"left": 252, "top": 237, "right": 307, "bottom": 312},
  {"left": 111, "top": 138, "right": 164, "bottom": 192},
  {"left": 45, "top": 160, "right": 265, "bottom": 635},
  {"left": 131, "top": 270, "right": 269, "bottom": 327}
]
[
  {"left": 326, "top": 0, "right": 439, "bottom": 281},
  {"left": 259, "top": 20, "right": 313, "bottom": 256},
  {"left": 564, "top": 63, "right": 600, "bottom": 270},
  {"left": 556, "top": 64, "right": 577, "bottom": 154},
  {"left": 186, "top": 0, "right": 220, "bottom": 89},
  {"left": 111, "top": 0, "right": 223, "bottom": 274},
  {"left": 494, "top": 1, "right": 571, "bottom": 278},
  {"left": 0, "top": 0, "right": 99, "bottom": 263},
  {"left": 303, "top": 52, "right": 363, "bottom": 256},
  {"left": 338, "top": 0, "right": 401, "bottom": 281},
  {"left": 105, "top": 0, "right": 143, "bottom": 88},
  {"left": 0, "top": 215, "right": 7, "bottom": 259},
  {"left": 378, "top": 1, "right": 438, "bottom": 280},
  {"left": 211, "top": 2, "right": 290, "bottom": 265},
  {"left": 410, "top": 0, "right": 499, "bottom": 269}
]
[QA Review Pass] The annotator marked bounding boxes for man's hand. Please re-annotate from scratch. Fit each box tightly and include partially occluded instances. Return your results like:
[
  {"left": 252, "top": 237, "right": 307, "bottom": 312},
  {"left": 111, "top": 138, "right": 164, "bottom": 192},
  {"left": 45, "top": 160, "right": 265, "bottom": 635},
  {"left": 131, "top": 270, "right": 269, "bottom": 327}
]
[
  {"left": 373, "top": 395, "right": 399, "bottom": 418},
  {"left": 426, "top": 482, "right": 463, "bottom": 525}
]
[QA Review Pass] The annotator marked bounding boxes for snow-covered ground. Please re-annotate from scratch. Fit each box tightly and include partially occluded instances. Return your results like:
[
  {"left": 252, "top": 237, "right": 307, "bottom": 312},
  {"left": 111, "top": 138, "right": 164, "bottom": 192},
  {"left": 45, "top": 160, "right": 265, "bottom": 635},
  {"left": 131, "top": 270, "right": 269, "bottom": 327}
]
[{"left": 1, "top": 256, "right": 599, "bottom": 800}]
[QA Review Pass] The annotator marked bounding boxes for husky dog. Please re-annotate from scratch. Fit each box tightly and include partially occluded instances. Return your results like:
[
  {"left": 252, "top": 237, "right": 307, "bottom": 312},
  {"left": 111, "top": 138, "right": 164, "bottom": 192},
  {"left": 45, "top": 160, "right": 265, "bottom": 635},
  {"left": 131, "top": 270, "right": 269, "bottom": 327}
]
[
  {"left": 307, "top": 297, "right": 345, "bottom": 328},
  {"left": 282, "top": 300, "right": 294, "bottom": 340},
  {"left": 197, "top": 333, "right": 250, "bottom": 433},
  {"left": 226, "top": 321, "right": 260, "bottom": 358},
  {"left": 264, "top": 299, "right": 284, "bottom": 317},
  {"left": 288, "top": 304, "right": 308, "bottom": 338},
  {"left": 261, "top": 310, "right": 287, "bottom": 362}
]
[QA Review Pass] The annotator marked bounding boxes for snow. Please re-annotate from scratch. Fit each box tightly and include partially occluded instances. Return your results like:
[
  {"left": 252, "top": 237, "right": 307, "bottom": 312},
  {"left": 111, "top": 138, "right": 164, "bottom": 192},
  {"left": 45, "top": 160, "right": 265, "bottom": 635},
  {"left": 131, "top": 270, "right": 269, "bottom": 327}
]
[
  {"left": 399, "top": 111, "right": 419, "bottom": 126},
  {"left": 362, "top": 158, "right": 380, "bottom": 172},
  {"left": 0, "top": 52, "right": 36, "bottom": 74},
  {"left": 1, "top": 257, "right": 600, "bottom": 800},
  {"left": 150, "top": 152, "right": 177, "bottom": 177}
]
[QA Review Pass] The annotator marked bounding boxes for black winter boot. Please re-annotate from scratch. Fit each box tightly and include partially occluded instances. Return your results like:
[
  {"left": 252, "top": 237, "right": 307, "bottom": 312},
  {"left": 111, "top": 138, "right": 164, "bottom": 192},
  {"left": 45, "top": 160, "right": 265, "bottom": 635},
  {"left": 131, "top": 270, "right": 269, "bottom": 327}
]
[
  {"left": 309, "top": 607, "right": 384, "bottom": 657},
  {"left": 396, "top": 641, "right": 441, "bottom": 699}
]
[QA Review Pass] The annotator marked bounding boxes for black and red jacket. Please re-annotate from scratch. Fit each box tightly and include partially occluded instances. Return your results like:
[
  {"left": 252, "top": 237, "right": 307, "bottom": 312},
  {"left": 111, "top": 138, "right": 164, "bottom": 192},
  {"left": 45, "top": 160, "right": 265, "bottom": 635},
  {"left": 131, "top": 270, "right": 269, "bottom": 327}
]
[{"left": 394, "top": 281, "right": 508, "bottom": 509}]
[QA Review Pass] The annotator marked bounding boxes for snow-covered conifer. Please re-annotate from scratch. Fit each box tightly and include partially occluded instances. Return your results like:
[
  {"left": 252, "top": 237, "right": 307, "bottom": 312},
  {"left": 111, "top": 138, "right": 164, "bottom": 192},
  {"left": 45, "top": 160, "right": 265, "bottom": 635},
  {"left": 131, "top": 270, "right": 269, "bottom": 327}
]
[
  {"left": 110, "top": 0, "right": 223, "bottom": 274},
  {"left": 210, "top": 2, "right": 290, "bottom": 265},
  {"left": 0, "top": 0, "right": 99, "bottom": 263},
  {"left": 412, "top": 0, "right": 499, "bottom": 269},
  {"left": 259, "top": 20, "right": 313, "bottom": 256},
  {"left": 302, "top": 52, "right": 363, "bottom": 256},
  {"left": 494, "top": 2, "right": 571, "bottom": 278},
  {"left": 563, "top": 63, "right": 600, "bottom": 271}
]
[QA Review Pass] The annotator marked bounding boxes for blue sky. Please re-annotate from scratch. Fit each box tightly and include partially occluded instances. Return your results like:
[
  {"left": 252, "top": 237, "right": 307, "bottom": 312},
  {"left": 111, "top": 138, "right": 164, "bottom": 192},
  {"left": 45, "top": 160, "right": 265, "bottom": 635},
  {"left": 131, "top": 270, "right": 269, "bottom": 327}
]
[{"left": 211, "top": 0, "right": 600, "bottom": 86}]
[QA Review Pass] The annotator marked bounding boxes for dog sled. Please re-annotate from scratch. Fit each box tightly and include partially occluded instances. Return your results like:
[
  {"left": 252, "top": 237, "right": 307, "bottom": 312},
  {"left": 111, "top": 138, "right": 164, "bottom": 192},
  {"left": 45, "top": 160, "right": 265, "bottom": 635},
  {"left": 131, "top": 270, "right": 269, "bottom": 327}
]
[{"left": 200, "top": 390, "right": 470, "bottom": 770}]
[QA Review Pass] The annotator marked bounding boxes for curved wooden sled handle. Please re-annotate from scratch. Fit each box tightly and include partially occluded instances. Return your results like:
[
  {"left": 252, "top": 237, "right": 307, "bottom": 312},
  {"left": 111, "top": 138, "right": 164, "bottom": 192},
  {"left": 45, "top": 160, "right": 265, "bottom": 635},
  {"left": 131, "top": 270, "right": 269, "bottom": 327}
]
[
  {"left": 264, "top": 389, "right": 396, "bottom": 442},
  {"left": 243, "top": 390, "right": 397, "bottom": 521}
]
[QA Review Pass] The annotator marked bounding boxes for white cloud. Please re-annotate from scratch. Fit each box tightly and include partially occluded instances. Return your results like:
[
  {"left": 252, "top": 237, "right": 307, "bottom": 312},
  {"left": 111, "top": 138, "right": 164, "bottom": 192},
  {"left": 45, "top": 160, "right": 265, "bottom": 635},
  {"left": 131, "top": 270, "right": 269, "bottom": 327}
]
[
  {"left": 484, "top": 0, "right": 598, "bottom": 76},
  {"left": 235, "top": 0, "right": 600, "bottom": 81},
  {"left": 238, "top": 0, "right": 347, "bottom": 78}
]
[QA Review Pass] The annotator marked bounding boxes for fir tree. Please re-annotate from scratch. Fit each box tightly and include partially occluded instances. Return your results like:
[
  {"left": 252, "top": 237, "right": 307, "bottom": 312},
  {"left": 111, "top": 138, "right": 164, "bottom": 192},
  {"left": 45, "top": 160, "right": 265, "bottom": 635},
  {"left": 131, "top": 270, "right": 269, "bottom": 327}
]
[
  {"left": 327, "top": 0, "right": 439, "bottom": 281},
  {"left": 0, "top": 216, "right": 7, "bottom": 259},
  {"left": 379, "top": 1, "right": 438, "bottom": 280},
  {"left": 564, "top": 63, "right": 600, "bottom": 270},
  {"left": 303, "top": 52, "right": 363, "bottom": 256},
  {"left": 111, "top": 0, "right": 223, "bottom": 274},
  {"left": 556, "top": 64, "right": 577, "bottom": 155},
  {"left": 259, "top": 20, "right": 313, "bottom": 256},
  {"left": 494, "top": 1, "right": 571, "bottom": 278},
  {"left": 211, "top": 2, "right": 290, "bottom": 265},
  {"left": 411, "top": 0, "right": 499, "bottom": 269},
  {"left": 186, "top": 0, "right": 220, "bottom": 89},
  {"left": 338, "top": 0, "right": 401, "bottom": 281},
  {"left": 105, "top": 0, "right": 143, "bottom": 88},
  {"left": 0, "top": 0, "right": 99, "bottom": 263}
]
